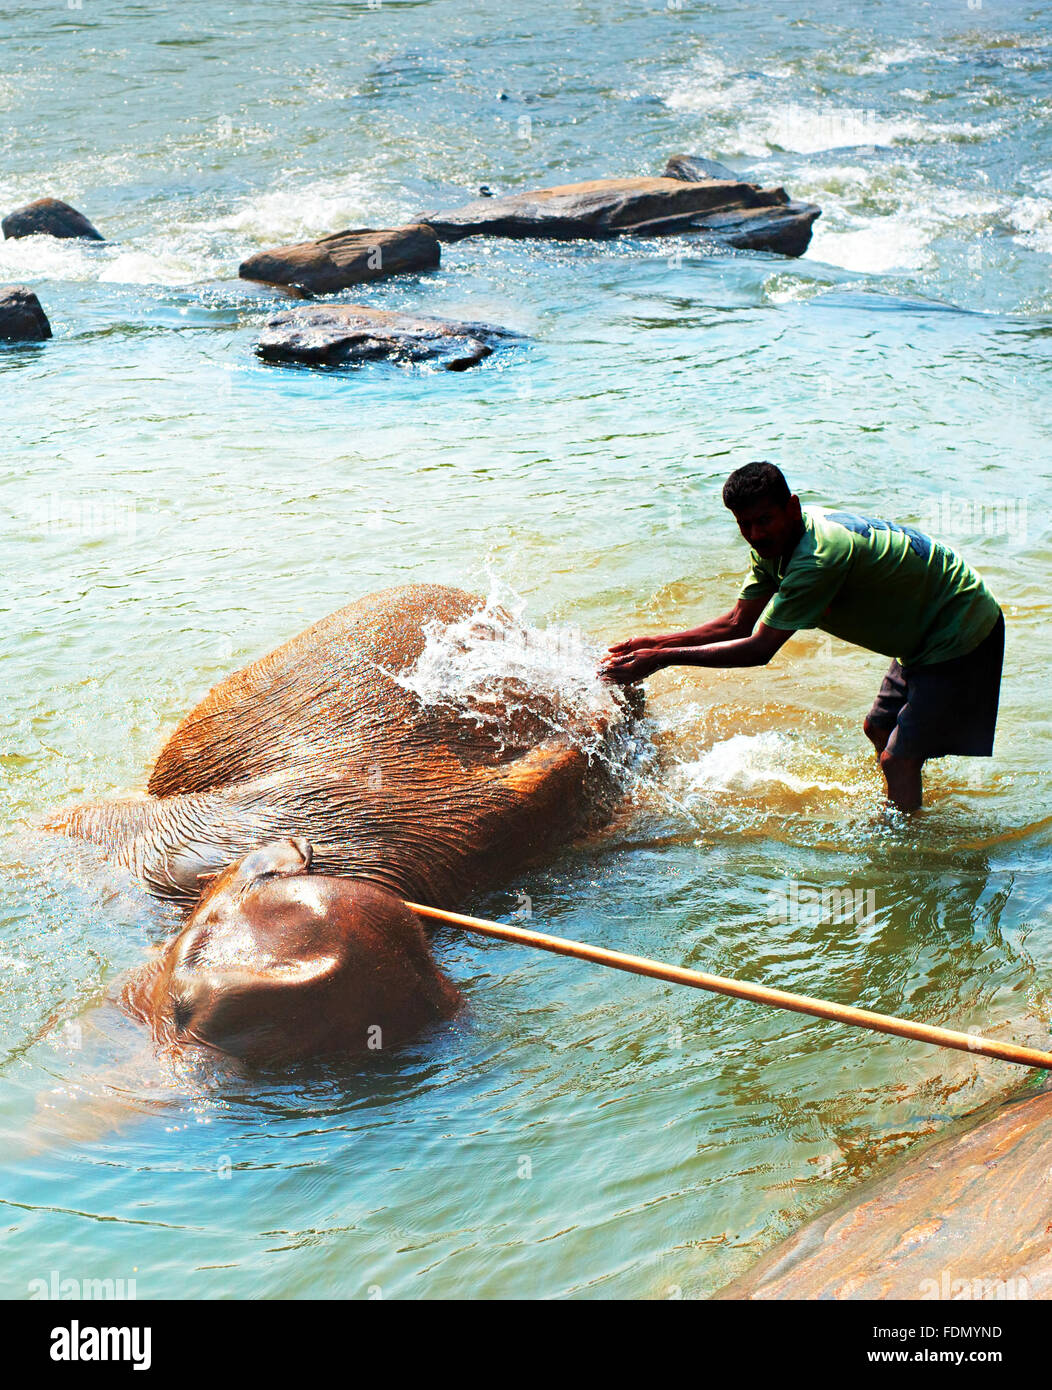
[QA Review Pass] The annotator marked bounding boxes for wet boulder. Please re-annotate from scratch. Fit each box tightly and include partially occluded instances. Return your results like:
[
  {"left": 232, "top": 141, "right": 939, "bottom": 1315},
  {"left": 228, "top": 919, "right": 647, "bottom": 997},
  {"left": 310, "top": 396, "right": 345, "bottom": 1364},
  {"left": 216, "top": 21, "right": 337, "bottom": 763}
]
[
  {"left": 2, "top": 198, "right": 104, "bottom": 241},
  {"left": 256, "top": 303, "right": 516, "bottom": 371},
  {"left": 687, "top": 198, "right": 821, "bottom": 258},
  {"left": 239, "top": 224, "right": 440, "bottom": 295},
  {"left": 664, "top": 153, "right": 744, "bottom": 183},
  {"left": 0, "top": 286, "right": 52, "bottom": 341},
  {"left": 417, "top": 176, "right": 820, "bottom": 256}
]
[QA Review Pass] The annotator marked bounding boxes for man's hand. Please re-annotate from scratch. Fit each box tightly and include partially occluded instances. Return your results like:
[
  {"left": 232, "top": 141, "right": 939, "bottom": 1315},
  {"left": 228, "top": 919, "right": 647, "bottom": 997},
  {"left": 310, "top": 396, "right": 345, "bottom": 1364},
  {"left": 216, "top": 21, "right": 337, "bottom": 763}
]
[
  {"left": 599, "top": 646, "right": 668, "bottom": 684},
  {"left": 605, "top": 634, "right": 669, "bottom": 657},
  {"left": 602, "top": 623, "right": 795, "bottom": 682},
  {"left": 603, "top": 597, "right": 773, "bottom": 665}
]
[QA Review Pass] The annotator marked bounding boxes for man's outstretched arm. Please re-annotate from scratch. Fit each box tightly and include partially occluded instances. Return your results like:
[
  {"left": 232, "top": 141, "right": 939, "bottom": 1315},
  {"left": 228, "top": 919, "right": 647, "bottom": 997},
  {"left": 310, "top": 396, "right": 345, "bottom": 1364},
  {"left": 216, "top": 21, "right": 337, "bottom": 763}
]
[
  {"left": 605, "top": 594, "right": 774, "bottom": 656},
  {"left": 601, "top": 621, "right": 794, "bottom": 683}
]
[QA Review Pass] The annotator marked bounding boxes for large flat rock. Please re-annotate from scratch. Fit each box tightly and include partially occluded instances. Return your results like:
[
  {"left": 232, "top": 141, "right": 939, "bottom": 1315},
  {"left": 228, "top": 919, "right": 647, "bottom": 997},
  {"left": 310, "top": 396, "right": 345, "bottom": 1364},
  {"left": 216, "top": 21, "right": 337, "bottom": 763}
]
[
  {"left": 0, "top": 286, "right": 52, "bottom": 341},
  {"left": 418, "top": 176, "right": 820, "bottom": 256},
  {"left": 2, "top": 197, "right": 103, "bottom": 241},
  {"left": 239, "top": 224, "right": 440, "bottom": 295},
  {"left": 256, "top": 303, "right": 515, "bottom": 371},
  {"left": 713, "top": 1084, "right": 1052, "bottom": 1300}
]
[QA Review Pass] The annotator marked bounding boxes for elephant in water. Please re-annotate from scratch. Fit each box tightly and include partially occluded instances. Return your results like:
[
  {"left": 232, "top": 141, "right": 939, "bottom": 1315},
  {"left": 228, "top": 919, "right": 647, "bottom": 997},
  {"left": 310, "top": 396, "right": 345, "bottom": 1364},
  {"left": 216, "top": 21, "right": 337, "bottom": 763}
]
[
  {"left": 121, "top": 837, "right": 462, "bottom": 1064},
  {"left": 47, "top": 585, "right": 637, "bottom": 1060},
  {"left": 49, "top": 584, "right": 634, "bottom": 903}
]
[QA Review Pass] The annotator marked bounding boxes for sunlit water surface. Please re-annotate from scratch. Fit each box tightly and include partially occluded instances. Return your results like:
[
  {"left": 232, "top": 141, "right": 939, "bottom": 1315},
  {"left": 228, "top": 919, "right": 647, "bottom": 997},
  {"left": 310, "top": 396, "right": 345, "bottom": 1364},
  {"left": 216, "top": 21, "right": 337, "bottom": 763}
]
[{"left": 1, "top": 0, "right": 1050, "bottom": 1299}]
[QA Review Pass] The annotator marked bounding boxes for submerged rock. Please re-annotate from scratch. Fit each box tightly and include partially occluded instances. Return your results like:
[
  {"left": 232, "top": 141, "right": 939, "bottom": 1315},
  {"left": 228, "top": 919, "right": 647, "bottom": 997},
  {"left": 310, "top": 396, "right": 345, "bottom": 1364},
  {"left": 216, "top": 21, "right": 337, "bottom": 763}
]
[
  {"left": 663, "top": 153, "right": 744, "bottom": 183},
  {"left": 0, "top": 286, "right": 52, "bottom": 341},
  {"left": 2, "top": 198, "right": 104, "bottom": 241},
  {"left": 418, "top": 176, "right": 820, "bottom": 256},
  {"left": 239, "top": 224, "right": 440, "bottom": 295},
  {"left": 256, "top": 303, "right": 515, "bottom": 371},
  {"left": 713, "top": 1084, "right": 1052, "bottom": 1300}
]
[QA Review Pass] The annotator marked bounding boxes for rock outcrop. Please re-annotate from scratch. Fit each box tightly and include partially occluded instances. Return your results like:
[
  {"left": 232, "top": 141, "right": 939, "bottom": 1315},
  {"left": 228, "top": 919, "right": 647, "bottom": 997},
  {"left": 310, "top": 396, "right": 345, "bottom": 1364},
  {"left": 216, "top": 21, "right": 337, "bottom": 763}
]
[
  {"left": 2, "top": 198, "right": 104, "bottom": 241},
  {"left": 663, "top": 153, "right": 744, "bottom": 183},
  {"left": 713, "top": 1084, "right": 1052, "bottom": 1300},
  {"left": 256, "top": 304, "right": 515, "bottom": 370},
  {"left": 239, "top": 224, "right": 440, "bottom": 295},
  {"left": 0, "top": 286, "right": 52, "bottom": 341},
  {"left": 417, "top": 176, "right": 820, "bottom": 256}
]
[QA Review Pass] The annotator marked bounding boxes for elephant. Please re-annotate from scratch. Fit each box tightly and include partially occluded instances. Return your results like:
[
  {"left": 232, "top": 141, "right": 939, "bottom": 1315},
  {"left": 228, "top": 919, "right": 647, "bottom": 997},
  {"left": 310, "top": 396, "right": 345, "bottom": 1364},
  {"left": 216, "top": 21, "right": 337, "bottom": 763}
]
[
  {"left": 49, "top": 584, "right": 634, "bottom": 903},
  {"left": 121, "top": 837, "right": 462, "bottom": 1064},
  {"left": 47, "top": 584, "right": 637, "bottom": 1059}
]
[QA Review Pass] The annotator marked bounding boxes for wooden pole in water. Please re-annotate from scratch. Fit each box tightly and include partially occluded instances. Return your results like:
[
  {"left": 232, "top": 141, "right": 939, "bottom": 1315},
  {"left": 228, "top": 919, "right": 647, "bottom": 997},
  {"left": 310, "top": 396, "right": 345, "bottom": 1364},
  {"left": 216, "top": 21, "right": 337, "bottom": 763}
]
[{"left": 405, "top": 901, "right": 1052, "bottom": 1072}]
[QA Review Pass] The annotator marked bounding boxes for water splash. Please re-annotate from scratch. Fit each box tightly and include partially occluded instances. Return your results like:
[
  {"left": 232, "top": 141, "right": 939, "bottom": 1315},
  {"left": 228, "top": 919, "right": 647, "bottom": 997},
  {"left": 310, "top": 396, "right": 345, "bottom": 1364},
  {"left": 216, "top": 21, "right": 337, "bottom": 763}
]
[
  {"left": 672, "top": 731, "right": 856, "bottom": 798},
  {"left": 380, "top": 577, "right": 643, "bottom": 770}
]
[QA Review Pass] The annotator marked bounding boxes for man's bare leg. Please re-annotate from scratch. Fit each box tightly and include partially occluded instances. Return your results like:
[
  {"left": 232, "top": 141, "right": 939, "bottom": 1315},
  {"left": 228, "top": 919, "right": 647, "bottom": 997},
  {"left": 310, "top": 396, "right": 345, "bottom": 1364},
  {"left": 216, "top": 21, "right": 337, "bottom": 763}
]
[{"left": 879, "top": 750, "right": 924, "bottom": 812}]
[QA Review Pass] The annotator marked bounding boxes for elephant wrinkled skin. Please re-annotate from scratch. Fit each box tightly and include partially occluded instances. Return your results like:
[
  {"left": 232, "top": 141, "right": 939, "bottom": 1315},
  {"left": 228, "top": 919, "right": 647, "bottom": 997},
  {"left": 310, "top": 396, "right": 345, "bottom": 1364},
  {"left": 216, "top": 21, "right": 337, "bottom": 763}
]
[{"left": 50, "top": 584, "right": 632, "bottom": 902}]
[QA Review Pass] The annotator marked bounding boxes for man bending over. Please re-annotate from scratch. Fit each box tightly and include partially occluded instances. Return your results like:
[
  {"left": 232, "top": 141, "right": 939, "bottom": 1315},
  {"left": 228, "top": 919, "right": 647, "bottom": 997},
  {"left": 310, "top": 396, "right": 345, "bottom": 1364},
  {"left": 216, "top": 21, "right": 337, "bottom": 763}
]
[{"left": 601, "top": 461, "right": 1004, "bottom": 812}]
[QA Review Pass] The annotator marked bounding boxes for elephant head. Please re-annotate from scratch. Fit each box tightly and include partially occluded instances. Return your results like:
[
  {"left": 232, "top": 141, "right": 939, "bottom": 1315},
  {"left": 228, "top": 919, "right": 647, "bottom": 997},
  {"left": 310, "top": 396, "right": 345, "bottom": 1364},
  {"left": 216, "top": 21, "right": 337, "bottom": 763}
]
[{"left": 121, "top": 838, "right": 462, "bottom": 1065}]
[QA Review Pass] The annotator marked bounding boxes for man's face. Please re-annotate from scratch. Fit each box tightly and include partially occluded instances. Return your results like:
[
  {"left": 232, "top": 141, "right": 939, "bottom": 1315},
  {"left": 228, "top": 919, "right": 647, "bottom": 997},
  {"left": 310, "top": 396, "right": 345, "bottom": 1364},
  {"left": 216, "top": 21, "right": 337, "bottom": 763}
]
[{"left": 731, "top": 495, "right": 802, "bottom": 560}]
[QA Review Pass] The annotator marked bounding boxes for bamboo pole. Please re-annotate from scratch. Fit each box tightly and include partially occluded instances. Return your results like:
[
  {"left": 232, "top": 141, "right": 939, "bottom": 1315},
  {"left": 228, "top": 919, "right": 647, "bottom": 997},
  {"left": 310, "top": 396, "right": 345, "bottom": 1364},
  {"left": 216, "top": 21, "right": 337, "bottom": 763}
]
[{"left": 405, "top": 901, "right": 1052, "bottom": 1072}]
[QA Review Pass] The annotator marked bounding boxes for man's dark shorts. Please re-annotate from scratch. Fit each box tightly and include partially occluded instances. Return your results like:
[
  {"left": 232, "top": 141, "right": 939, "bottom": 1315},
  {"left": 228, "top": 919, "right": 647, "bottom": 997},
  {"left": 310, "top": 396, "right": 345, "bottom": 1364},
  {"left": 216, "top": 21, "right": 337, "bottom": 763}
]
[{"left": 866, "top": 610, "right": 1004, "bottom": 760}]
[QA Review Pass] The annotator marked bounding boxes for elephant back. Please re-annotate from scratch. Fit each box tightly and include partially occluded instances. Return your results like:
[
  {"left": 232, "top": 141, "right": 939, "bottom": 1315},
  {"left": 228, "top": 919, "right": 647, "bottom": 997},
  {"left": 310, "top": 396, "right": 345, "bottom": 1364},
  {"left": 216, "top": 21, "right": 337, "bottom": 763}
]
[{"left": 147, "top": 584, "right": 483, "bottom": 797}]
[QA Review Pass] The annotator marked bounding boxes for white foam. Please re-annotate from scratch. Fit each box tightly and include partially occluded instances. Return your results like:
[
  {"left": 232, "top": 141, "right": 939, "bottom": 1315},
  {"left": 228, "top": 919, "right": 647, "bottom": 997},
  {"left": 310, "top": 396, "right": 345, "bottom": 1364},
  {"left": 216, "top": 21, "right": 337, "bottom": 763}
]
[
  {"left": 200, "top": 171, "right": 394, "bottom": 246},
  {"left": 672, "top": 732, "right": 855, "bottom": 797},
  {"left": 664, "top": 54, "right": 999, "bottom": 158},
  {"left": 381, "top": 577, "right": 633, "bottom": 762},
  {"left": 790, "top": 166, "right": 1005, "bottom": 274},
  {"left": 1006, "top": 195, "right": 1052, "bottom": 254},
  {"left": 754, "top": 108, "right": 993, "bottom": 158},
  {"left": 0, "top": 233, "right": 103, "bottom": 282},
  {"left": 97, "top": 248, "right": 204, "bottom": 286},
  {"left": 0, "top": 229, "right": 224, "bottom": 286},
  {"left": 664, "top": 51, "right": 758, "bottom": 115},
  {"left": 810, "top": 213, "right": 935, "bottom": 273},
  {"left": 841, "top": 42, "right": 937, "bottom": 76}
]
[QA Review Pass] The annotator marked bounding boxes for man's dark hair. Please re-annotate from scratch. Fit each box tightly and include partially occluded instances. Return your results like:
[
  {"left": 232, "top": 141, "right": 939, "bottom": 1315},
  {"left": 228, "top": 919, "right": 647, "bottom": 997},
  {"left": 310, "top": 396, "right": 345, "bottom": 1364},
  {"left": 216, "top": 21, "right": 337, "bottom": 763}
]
[{"left": 722, "top": 461, "right": 791, "bottom": 513}]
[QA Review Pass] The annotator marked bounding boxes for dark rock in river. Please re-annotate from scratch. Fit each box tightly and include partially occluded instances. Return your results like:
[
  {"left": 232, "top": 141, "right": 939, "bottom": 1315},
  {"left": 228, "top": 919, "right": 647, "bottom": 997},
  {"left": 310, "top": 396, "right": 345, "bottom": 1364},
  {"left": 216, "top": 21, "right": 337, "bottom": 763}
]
[
  {"left": 239, "top": 224, "right": 440, "bottom": 295},
  {"left": 417, "top": 177, "right": 820, "bottom": 256},
  {"left": 256, "top": 304, "right": 515, "bottom": 371},
  {"left": 2, "top": 198, "right": 104, "bottom": 241},
  {"left": 0, "top": 286, "right": 52, "bottom": 341},
  {"left": 688, "top": 199, "right": 821, "bottom": 258},
  {"left": 663, "top": 153, "right": 744, "bottom": 183}
]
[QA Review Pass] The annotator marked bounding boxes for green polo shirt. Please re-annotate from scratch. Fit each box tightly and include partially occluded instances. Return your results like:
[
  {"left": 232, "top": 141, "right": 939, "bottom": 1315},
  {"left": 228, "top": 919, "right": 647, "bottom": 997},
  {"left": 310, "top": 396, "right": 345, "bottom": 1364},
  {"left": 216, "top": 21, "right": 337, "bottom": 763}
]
[{"left": 739, "top": 507, "right": 1001, "bottom": 667}]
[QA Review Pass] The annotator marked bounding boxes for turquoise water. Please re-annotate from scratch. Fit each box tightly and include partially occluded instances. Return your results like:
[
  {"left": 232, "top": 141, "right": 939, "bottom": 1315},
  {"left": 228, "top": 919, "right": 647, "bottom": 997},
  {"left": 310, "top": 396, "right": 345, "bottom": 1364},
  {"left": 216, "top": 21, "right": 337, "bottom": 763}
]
[{"left": 1, "top": 0, "right": 1050, "bottom": 1299}]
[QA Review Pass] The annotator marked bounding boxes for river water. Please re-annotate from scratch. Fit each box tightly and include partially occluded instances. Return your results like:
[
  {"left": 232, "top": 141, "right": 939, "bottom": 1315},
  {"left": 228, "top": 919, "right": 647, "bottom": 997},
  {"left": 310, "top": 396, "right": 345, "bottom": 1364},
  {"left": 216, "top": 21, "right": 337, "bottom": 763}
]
[{"left": 1, "top": 0, "right": 1050, "bottom": 1300}]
